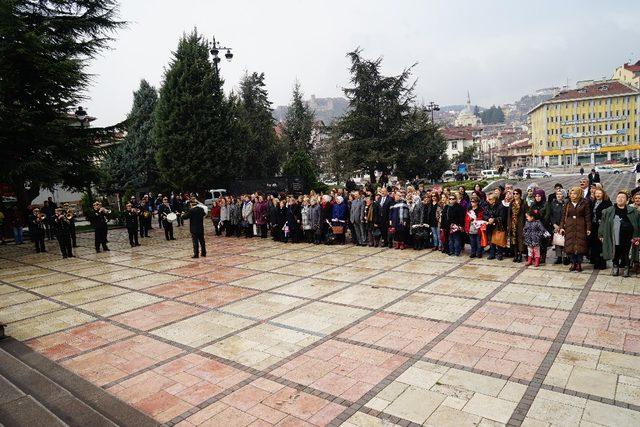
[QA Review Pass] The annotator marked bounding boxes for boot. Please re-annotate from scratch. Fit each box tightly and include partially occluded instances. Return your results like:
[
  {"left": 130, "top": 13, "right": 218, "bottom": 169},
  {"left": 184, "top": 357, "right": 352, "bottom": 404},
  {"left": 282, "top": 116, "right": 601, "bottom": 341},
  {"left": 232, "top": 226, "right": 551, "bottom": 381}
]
[
  {"left": 623, "top": 267, "right": 630, "bottom": 278},
  {"left": 534, "top": 257, "right": 540, "bottom": 267},
  {"left": 540, "top": 253, "right": 546, "bottom": 264},
  {"left": 563, "top": 257, "right": 570, "bottom": 265},
  {"left": 576, "top": 263, "right": 583, "bottom": 272},
  {"left": 612, "top": 266, "right": 620, "bottom": 276},
  {"left": 569, "top": 263, "right": 576, "bottom": 272},
  {"left": 513, "top": 252, "right": 520, "bottom": 263},
  {"left": 554, "top": 257, "right": 562, "bottom": 265},
  {"left": 526, "top": 256, "right": 533, "bottom": 266}
]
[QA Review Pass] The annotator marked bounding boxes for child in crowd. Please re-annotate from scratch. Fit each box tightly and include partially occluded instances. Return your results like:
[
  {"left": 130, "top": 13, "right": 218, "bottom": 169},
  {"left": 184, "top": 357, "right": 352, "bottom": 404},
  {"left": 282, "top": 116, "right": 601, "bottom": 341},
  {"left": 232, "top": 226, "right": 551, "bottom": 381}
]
[{"left": 523, "top": 209, "right": 549, "bottom": 267}]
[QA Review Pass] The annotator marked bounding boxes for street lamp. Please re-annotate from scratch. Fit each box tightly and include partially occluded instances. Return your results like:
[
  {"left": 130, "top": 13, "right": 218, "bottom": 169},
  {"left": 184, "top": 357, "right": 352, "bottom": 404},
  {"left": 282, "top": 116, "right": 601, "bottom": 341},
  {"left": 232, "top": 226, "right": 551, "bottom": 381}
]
[
  {"left": 75, "top": 106, "right": 88, "bottom": 128},
  {"left": 425, "top": 101, "right": 440, "bottom": 122},
  {"left": 208, "top": 36, "right": 233, "bottom": 67}
]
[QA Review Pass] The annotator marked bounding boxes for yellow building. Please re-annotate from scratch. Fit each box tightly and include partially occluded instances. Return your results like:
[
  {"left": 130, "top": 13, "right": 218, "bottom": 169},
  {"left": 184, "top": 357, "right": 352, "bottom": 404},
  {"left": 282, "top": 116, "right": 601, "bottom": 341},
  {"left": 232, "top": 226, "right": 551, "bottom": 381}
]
[
  {"left": 613, "top": 61, "right": 640, "bottom": 89},
  {"left": 529, "top": 81, "right": 640, "bottom": 166}
]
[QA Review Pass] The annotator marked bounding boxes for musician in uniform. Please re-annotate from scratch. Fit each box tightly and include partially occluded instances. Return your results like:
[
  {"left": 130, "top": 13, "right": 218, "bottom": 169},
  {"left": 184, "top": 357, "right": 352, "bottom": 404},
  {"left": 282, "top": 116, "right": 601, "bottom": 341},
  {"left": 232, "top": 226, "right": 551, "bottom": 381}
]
[
  {"left": 53, "top": 208, "right": 74, "bottom": 258},
  {"left": 181, "top": 197, "right": 206, "bottom": 258},
  {"left": 87, "top": 201, "right": 109, "bottom": 252},
  {"left": 28, "top": 207, "right": 46, "bottom": 253},
  {"left": 172, "top": 194, "right": 184, "bottom": 227},
  {"left": 139, "top": 195, "right": 152, "bottom": 237},
  {"left": 62, "top": 204, "right": 78, "bottom": 247},
  {"left": 123, "top": 203, "right": 141, "bottom": 247},
  {"left": 158, "top": 196, "right": 176, "bottom": 241}
]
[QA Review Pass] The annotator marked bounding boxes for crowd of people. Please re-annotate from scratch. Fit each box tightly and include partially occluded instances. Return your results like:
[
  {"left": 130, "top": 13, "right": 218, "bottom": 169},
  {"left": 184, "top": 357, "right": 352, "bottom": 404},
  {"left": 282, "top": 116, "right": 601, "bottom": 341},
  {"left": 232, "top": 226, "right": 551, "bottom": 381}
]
[
  {"left": 11, "top": 177, "right": 640, "bottom": 278},
  {"left": 208, "top": 177, "right": 640, "bottom": 278}
]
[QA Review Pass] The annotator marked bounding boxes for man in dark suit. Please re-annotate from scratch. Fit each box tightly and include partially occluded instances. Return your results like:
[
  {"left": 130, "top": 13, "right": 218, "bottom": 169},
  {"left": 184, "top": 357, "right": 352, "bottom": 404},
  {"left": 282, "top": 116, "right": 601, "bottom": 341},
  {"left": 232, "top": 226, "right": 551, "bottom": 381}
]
[
  {"left": 124, "top": 203, "right": 140, "bottom": 247},
  {"left": 378, "top": 188, "right": 393, "bottom": 247},
  {"left": 181, "top": 197, "right": 206, "bottom": 258},
  {"left": 587, "top": 169, "right": 600, "bottom": 186},
  {"left": 87, "top": 201, "right": 109, "bottom": 253}
]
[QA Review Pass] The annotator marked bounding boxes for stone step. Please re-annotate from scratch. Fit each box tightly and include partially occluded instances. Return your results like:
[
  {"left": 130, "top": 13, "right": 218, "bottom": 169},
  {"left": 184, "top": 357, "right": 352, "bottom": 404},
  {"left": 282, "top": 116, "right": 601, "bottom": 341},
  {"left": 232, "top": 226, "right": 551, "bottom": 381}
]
[{"left": 0, "top": 338, "right": 159, "bottom": 427}]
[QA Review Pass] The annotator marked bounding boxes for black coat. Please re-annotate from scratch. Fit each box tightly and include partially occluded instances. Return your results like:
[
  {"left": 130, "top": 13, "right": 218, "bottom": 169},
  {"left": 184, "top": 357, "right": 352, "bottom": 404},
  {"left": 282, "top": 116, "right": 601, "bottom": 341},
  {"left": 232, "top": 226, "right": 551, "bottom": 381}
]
[
  {"left": 182, "top": 206, "right": 205, "bottom": 234},
  {"left": 124, "top": 210, "right": 139, "bottom": 229},
  {"left": 441, "top": 203, "right": 465, "bottom": 229},
  {"left": 379, "top": 196, "right": 393, "bottom": 223},
  {"left": 87, "top": 210, "right": 108, "bottom": 230},
  {"left": 425, "top": 202, "right": 438, "bottom": 227}
]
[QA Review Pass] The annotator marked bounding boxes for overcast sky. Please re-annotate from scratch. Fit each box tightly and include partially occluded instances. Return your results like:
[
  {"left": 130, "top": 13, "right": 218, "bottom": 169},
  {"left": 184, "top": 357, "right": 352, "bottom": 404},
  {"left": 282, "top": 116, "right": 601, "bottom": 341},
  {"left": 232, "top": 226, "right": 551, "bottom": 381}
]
[{"left": 86, "top": 0, "right": 640, "bottom": 126}]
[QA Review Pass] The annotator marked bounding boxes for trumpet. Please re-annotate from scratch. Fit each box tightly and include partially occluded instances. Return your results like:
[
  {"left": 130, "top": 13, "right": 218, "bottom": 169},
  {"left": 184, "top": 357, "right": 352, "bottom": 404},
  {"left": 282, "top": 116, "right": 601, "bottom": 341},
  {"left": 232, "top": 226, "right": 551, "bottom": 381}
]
[
  {"left": 37, "top": 213, "right": 46, "bottom": 221},
  {"left": 66, "top": 212, "right": 74, "bottom": 220},
  {"left": 99, "top": 207, "right": 111, "bottom": 215},
  {"left": 143, "top": 210, "right": 150, "bottom": 218}
]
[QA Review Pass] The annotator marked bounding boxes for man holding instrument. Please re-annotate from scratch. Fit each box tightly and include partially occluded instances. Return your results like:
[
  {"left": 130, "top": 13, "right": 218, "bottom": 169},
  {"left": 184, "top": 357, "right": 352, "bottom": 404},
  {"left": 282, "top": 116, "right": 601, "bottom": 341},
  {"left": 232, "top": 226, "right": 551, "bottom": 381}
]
[
  {"left": 158, "top": 196, "right": 176, "bottom": 241},
  {"left": 181, "top": 197, "right": 206, "bottom": 258}
]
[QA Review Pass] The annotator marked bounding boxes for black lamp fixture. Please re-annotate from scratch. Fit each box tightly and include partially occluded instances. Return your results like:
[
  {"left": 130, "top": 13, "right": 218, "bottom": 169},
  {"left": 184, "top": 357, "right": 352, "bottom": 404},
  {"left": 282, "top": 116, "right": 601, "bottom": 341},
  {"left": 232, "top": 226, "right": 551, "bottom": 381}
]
[
  {"left": 75, "top": 106, "right": 88, "bottom": 128},
  {"left": 425, "top": 101, "right": 440, "bottom": 122},
  {"left": 209, "top": 36, "right": 233, "bottom": 65}
]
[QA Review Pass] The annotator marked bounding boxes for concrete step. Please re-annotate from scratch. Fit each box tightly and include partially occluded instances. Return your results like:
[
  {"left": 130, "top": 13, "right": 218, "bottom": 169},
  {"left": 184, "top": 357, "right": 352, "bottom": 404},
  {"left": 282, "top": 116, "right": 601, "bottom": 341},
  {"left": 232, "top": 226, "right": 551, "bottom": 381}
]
[{"left": 0, "top": 338, "right": 159, "bottom": 427}]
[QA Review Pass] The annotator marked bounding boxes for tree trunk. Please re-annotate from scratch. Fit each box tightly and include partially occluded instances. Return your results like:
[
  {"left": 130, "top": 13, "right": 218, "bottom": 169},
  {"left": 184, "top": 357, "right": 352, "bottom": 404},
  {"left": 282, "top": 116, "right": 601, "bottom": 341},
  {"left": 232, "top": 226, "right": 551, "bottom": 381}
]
[{"left": 369, "top": 166, "right": 377, "bottom": 184}]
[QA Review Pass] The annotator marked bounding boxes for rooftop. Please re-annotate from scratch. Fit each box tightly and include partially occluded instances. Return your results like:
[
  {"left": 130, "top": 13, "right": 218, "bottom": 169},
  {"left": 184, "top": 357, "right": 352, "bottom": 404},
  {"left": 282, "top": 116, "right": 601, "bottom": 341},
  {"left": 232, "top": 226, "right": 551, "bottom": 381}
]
[{"left": 528, "top": 80, "right": 639, "bottom": 114}]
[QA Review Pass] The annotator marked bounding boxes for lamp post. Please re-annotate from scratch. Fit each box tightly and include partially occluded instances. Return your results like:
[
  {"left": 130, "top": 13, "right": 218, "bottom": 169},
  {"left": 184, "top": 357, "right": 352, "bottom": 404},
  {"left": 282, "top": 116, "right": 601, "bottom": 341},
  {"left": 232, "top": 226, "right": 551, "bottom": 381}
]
[
  {"left": 75, "top": 106, "right": 88, "bottom": 128},
  {"left": 425, "top": 101, "right": 440, "bottom": 122},
  {"left": 208, "top": 36, "right": 233, "bottom": 71}
]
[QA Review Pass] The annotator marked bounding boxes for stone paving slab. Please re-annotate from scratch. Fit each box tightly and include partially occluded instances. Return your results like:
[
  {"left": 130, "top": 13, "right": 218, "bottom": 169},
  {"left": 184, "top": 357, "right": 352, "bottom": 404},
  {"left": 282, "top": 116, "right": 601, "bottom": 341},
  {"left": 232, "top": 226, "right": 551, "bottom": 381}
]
[{"left": 0, "top": 221, "right": 639, "bottom": 426}]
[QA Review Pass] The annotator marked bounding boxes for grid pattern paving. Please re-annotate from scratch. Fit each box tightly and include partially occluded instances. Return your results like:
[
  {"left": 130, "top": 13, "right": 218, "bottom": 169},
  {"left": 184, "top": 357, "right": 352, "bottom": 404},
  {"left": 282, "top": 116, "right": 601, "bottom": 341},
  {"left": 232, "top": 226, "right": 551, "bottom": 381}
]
[{"left": 1, "top": 220, "right": 639, "bottom": 427}]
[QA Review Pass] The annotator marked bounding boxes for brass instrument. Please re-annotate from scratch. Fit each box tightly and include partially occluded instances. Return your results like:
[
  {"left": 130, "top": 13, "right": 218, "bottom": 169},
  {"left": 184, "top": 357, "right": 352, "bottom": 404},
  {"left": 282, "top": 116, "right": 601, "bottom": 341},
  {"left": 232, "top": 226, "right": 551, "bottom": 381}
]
[
  {"left": 65, "top": 208, "right": 74, "bottom": 220},
  {"left": 143, "top": 210, "right": 150, "bottom": 218},
  {"left": 37, "top": 213, "right": 46, "bottom": 222},
  {"left": 99, "top": 207, "right": 111, "bottom": 215}
]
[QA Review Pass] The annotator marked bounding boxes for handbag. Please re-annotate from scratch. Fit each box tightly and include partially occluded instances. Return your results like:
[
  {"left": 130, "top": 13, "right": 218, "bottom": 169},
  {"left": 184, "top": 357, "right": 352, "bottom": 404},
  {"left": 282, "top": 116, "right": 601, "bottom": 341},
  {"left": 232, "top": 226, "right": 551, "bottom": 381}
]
[
  {"left": 491, "top": 229, "right": 507, "bottom": 247},
  {"left": 552, "top": 232, "right": 565, "bottom": 247},
  {"left": 332, "top": 225, "right": 345, "bottom": 234}
]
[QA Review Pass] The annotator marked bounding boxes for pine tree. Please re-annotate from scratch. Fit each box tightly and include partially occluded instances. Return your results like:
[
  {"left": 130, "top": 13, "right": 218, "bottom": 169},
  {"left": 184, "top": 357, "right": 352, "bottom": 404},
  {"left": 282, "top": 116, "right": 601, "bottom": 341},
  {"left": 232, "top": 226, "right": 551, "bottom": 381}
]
[
  {"left": 102, "top": 79, "right": 158, "bottom": 191},
  {"left": 0, "top": 0, "right": 124, "bottom": 212},
  {"left": 333, "top": 48, "right": 416, "bottom": 182},
  {"left": 154, "top": 29, "right": 235, "bottom": 192},
  {"left": 282, "top": 81, "right": 315, "bottom": 156},
  {"left": 236, "top": 72, "right": 281, "bottom": 178},
  {"left": 281, "top": 82, "right": 317, "bottom": 189},
  {"left": 395, "top": 107, "right": 449, "bottom": 181}
]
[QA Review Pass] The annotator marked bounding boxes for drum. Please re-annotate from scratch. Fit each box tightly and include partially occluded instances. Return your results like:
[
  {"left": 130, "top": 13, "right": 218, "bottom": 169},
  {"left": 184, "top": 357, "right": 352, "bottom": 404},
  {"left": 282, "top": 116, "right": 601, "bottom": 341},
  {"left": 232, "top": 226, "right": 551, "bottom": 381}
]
[{"left": 166, "top": 212, "right": 177, "bottom": 222}]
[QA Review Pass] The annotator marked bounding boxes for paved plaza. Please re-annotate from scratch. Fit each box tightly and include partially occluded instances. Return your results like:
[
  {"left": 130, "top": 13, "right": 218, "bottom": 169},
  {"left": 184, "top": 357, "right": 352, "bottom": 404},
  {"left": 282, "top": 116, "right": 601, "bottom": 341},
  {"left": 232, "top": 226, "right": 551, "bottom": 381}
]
[{"left": 1, "top": 219, "right": 640, "bottom": 426}]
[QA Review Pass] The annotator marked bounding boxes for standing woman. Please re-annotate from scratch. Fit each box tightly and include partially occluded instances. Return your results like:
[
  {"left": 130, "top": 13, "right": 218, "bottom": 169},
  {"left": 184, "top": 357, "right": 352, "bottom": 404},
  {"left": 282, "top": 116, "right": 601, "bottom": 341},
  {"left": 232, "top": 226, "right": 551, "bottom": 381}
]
[
  {"left": 390, "top": 192, "right": 410, "bottom": 249},
  {"left": 269, "top": 198, "right": 280, "bottom": 240},
  {"left": 589, "top": 187, "right": 612, "bottom": 269},
  {"left": 549, "top": 189, "right": 568, "bottom": 265},
  {"left": 219, "top": 198, "right": 229, "bottom": 236},
  {"left": 599, "top": 191, "right": 640, "bottom": 277},
  {"left": 426, "top": 192, "right": 440, "bottom": 250},
  {"left": 301, "top": 197, "right": 313, "bottom": 243},
  {"left": 507, "top": 189, "right": 527, "bottom": 262},
  {"left": 529, "top": 189, "right": 550, "bottom": 264},
  {"left": 560, "top": 187, "right": 591, "bottom": 272},
  {"left": 409, "top": 194, "right": 424, "bottom": 248}
]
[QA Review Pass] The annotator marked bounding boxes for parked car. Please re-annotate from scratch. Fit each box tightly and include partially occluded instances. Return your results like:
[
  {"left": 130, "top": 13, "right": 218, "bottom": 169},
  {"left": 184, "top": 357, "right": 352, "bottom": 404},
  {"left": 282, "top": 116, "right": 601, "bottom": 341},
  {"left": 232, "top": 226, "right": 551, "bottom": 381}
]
[
  {"left": 522, "top": 168, "right": 552, "bottom": 179},
  {"left": 441, "top": 171, "right": 456, "bottom": 182},
  {"left": 595, "top": 165, "right": 622, "bottom": 174},
  {"left": 204, "top": 189, "right": 227, "bottom": 209},
  {"left": 481, "top": 169, "right": 501, "bottom": 179}
]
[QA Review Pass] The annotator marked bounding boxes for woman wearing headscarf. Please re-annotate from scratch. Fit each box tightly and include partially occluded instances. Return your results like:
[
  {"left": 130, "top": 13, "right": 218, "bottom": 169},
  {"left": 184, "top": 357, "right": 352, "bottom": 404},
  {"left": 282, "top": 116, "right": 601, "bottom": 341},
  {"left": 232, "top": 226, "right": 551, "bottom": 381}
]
[
  {"left": 589, "top": 187, "right": 612, "bottom": 269},
  {"left": 549, "top": 189, "right": 568, "bottom": 265},
  {"left": 525, "top": 183, "right": 538, "bottom": 207},
  {"left": 507, "top": 189, "right": 527, "bottom": 262},
  {"left": 560, "top": 187, "right": 591, "bottom": 272},
  {"left": 599, "top": 191, "right": 640, "bottom": 277}
]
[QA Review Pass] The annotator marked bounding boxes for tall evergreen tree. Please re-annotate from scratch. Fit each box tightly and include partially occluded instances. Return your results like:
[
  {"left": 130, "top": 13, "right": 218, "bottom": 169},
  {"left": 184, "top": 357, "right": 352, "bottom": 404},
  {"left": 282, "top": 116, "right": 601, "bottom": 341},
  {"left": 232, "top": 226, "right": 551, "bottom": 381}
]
[
  {"left": 281, "top": 82, "right": 317, "bottom": 189},
  {"left": 282, "top": 81, "right": 315, "bottom": 156},
  {"left": 102, "top": 79, "right": 158, "bottom": 191},
  {"left": 395, "top": 107, "right": 449, "bottom": 181},
  {"left": 236, "top": 72, "right": 281, "bottom": 178},
  {"left": 154, "top": 29, "right": 234, "bottom": 191},
  {"left": 0, "top": 0, "right": 124, "bottom": 212},
  {"left": 333, "top": 48, "right": 416, "bottom": 183}
]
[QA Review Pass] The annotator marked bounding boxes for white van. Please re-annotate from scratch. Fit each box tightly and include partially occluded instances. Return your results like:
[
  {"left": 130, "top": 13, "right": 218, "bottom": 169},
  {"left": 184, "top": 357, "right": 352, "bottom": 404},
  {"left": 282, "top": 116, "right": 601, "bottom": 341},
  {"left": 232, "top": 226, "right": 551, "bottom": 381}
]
[
  {"left": 481, "top": 169, "right": 501, "bottom": 179},
  {"left": 204, "top": 189, "right": 227, "bottom": 209}
]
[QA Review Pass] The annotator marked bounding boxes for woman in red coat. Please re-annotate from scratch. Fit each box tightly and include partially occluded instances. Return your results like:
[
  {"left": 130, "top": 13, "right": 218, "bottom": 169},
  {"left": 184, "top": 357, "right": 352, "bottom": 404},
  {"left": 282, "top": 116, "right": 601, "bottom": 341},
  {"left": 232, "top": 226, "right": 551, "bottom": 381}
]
[{"left": 210, "top": 200, "right": 221, "bottom": 236}]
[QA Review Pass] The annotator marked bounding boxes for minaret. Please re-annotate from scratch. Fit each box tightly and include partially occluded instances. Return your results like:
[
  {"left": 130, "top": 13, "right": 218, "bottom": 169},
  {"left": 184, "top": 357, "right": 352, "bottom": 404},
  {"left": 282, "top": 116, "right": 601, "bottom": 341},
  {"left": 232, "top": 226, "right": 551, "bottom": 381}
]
[{"left": 466, "top": 90, "right": 471, "bottom": 112}]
